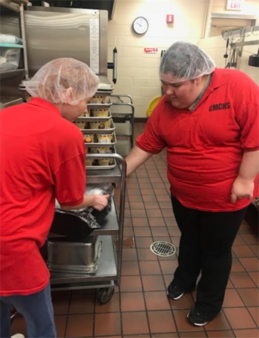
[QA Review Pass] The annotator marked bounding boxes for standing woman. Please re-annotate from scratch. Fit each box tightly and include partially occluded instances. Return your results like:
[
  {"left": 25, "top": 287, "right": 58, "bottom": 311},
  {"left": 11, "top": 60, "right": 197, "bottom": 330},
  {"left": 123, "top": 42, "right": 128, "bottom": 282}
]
[
  {"left": 125, "top": 41, "right": 259, "bottom": 326},
  {"left": 0, "top": 58, "right": 109, "bottom": 338}
]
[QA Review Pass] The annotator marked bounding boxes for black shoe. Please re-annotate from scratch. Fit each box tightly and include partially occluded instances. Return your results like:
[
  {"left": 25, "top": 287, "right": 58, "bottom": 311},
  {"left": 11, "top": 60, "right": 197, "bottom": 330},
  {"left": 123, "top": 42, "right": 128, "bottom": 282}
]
[
  {"left": 167, "top": 282, "right": 185, "bottom": 300},
  {"left": 187, "top": 309, "right": 209, "bottom": 327}
]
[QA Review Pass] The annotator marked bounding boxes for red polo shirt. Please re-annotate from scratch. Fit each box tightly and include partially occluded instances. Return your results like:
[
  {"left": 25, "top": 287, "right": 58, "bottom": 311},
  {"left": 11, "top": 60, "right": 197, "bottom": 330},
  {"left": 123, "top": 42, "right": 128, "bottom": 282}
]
[
  {"left": 137, "top": 68, "right": 259, "bottom": 211},
  {"left": 0, "top": 98, "right": 86, "bottom": 296}
]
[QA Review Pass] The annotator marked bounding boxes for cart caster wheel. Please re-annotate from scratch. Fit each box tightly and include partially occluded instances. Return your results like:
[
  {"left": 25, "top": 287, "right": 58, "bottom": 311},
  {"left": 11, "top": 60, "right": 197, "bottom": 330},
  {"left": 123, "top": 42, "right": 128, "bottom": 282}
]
[{"left": 97, "top": 287, "right": 114, "bottom": 304}]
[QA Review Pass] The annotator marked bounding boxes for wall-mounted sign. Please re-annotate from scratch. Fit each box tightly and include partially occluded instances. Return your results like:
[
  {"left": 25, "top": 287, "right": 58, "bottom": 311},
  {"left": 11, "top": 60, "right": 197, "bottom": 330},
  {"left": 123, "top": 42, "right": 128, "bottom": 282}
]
[
  {"left": 226, "top": 0, "right": 243, "bottom": 11},
  {"left": 144, "top": 48, "right": 158, "bottom": 54}
]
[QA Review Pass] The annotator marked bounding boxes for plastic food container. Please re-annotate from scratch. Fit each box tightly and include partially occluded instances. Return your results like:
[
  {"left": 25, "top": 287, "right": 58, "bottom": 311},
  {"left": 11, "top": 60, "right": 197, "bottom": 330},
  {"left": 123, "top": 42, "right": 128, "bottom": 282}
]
[
  {"left": 86, "top": 158, "right": 95, "bottom": 166},
  {"left": 75, "top": 121, "right": 86, "bottom": 129},
  {"left": 97, "top": 134, "right": 113, "bottom": 144},
  {"left": 89, "top": 121, "right": 105, "bottom": 130},
  {"left": 90, "top": 146, "right": 113, "bottom": 154},
  {"left": 90, "top": 95, "right": 110, "bottom": 104},
  {"left": 84, "top": 134, "right": 95, "bottom": 143},
  {"left": 81, "top": 110, "right": 90, "bottom": 117},
  {"left": 98, "top": 158, "right": 114, "bottom": 166},
  {"left": 0, "top": 47, "right": 21, "bottom": 71},
  {"left": 92, "top": 109, "right": 109, "bottom": 117}
]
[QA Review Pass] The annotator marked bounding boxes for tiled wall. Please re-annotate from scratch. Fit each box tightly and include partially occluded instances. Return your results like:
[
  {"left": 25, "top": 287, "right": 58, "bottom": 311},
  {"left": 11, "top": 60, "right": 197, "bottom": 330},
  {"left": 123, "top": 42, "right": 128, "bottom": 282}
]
[{"left": 107, "top": 0, "right": 259, "bottom": 118}]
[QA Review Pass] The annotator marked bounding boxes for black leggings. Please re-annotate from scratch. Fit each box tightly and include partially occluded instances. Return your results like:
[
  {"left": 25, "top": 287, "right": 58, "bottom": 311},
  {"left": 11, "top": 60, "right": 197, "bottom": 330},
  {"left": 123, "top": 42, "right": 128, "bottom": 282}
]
[{"left": 171, "top": 194, "right": 247, "bottom": 318}]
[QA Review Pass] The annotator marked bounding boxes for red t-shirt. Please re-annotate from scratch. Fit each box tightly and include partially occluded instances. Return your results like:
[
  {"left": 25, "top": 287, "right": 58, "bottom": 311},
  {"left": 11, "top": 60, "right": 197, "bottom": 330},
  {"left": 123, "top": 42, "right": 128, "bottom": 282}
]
[
  {"left": 137, "top": 68, "right": 259, "bottom": 211},
  {"left": 0, "top": 98, "right": 86, "bottom": 296}
]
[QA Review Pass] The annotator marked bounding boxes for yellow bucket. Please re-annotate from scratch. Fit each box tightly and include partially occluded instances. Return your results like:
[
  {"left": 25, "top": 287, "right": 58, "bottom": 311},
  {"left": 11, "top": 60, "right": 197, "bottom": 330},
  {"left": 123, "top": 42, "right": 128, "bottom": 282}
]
[{"left": 146, "top": 96, "right": 161, "bottom": 117}]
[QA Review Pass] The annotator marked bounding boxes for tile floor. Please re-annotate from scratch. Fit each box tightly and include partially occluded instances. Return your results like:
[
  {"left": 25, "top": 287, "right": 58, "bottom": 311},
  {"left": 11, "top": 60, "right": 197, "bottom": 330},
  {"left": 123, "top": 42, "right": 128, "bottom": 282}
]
[{"left": 12, "top": 123, "right": 259, "bottom": 338}]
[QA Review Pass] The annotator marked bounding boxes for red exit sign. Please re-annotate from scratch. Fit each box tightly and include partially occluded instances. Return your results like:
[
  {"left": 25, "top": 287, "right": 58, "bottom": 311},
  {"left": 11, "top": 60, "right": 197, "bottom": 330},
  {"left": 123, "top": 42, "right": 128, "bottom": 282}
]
[{"left": 226, "top": 0, "right": 243, "bottom": 10}]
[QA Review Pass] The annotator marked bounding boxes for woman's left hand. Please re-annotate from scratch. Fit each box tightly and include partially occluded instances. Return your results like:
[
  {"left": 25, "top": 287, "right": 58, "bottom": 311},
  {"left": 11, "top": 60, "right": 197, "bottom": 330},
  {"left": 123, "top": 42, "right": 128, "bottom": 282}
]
[{"left": 231, "top": 176, "right": 254, "bottom": 203}]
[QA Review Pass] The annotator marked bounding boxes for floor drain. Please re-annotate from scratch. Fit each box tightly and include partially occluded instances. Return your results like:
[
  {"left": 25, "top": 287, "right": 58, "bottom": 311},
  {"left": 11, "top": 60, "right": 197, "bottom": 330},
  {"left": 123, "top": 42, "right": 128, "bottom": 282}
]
[{"left": 150, "top": 241, "right": 176, "bottom": 257}]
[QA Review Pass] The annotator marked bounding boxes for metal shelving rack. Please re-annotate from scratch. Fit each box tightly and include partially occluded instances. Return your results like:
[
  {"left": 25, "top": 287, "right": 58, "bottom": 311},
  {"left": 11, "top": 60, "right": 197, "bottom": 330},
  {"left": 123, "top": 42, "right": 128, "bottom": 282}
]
[{"left": 110, "top": 94, "right": 135, "bottom": 156}]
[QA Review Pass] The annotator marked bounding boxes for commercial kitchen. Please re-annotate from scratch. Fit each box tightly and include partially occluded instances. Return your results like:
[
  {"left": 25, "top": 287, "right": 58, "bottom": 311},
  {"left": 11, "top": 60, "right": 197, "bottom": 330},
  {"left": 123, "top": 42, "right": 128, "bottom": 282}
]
[{"left": 0, "top": 0, "right": 258, "bottom": 337}]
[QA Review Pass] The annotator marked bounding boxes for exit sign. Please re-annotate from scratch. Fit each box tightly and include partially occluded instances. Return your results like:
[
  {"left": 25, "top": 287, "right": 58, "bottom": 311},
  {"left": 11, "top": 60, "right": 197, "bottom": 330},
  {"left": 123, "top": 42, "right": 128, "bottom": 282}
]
[{"left": 226, "top": 0, "right": 243, "bottom": 10}]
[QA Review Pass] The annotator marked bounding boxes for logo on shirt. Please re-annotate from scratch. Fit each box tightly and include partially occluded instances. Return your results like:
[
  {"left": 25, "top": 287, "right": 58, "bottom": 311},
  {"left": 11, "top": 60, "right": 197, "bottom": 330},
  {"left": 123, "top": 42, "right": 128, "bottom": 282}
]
[{"left": 209, "top": 102, "right": 230, "bottom": 111}]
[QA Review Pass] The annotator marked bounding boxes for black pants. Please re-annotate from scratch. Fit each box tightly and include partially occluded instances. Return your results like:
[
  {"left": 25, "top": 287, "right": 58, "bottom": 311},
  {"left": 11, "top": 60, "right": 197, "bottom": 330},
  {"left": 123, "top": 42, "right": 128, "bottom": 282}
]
[{"left": 171, "top": 194, "right": 247, "bottom": 318}]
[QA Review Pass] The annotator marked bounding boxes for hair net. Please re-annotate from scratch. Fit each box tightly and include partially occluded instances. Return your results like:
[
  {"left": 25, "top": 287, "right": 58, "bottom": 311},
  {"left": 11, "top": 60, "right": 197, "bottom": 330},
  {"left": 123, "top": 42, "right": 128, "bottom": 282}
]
[
  {"left": 26, "top": 58, "right": 99, "bottom": 105},
  {"left": 160, "top": 41, "right": 216, "bottom": 82}
]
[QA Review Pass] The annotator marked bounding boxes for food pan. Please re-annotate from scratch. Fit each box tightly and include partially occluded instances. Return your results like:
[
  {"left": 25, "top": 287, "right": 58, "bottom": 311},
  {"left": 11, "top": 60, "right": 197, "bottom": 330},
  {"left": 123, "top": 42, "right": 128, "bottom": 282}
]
[
  {"left": 47, "top": 236, "right": 102, "bottom": 274},
  {"left": 84, "top": 131, "right": 117, "bottom": 146}
]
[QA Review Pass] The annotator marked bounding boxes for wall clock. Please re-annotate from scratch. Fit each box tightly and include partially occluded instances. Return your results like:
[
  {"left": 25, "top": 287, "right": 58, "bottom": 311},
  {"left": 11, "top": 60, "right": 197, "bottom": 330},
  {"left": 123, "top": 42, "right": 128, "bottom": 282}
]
[{"left": 132, "top": 17, "right": 149, "bottom": 35}]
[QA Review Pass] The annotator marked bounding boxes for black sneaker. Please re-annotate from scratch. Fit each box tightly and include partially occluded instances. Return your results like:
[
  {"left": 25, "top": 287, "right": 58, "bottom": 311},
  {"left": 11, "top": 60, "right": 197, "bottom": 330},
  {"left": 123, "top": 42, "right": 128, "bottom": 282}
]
[
  {"left": 167, "top": 282, "right": 185, "bottom": 300},
  {"left": 187, "top": 309, "right": 209, "bottom": 327}
]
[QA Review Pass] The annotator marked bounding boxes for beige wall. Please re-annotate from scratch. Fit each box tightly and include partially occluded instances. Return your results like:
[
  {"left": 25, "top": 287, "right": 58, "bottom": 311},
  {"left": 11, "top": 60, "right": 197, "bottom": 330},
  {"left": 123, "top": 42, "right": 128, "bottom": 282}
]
[{"left": 107, "top": 0, "right": 259, "bottom": 118}]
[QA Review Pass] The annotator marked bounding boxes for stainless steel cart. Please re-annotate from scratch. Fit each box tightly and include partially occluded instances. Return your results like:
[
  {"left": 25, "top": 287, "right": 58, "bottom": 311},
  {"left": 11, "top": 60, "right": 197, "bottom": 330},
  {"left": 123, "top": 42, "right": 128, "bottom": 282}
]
[{"left": 49, "top": 153, "right": 126, "bottom": 304}]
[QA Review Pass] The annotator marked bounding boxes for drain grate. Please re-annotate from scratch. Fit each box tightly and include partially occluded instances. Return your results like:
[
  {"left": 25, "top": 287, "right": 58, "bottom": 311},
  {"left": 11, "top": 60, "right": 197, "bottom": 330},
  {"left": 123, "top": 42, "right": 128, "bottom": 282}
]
[{"left": 150, "top": 241, "right": 176, "bottom": 257}]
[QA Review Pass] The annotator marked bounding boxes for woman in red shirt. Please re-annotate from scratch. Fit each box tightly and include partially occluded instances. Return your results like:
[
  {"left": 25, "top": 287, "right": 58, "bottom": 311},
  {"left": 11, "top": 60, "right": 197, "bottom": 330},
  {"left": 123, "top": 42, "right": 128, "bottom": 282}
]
[
  {"left": 0, "top": 58, "right": 109, "bottom": 338},
  {"left": 126, "top": 42, "right": 259, "bottom": 326}
]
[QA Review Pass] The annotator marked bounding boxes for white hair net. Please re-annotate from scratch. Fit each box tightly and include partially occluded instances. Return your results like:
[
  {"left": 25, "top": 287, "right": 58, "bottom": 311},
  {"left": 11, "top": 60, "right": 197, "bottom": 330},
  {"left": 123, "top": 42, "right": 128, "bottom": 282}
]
[
  {"left": 160, "top": 41, "right": 216, "bottom": 82},
  {"left": 26, "top": 58, "right": 99, "bottom": 105}
]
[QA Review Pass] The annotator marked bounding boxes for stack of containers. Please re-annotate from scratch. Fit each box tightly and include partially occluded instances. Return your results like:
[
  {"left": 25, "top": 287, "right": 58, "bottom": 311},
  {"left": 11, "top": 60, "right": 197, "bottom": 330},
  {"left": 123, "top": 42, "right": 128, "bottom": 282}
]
[{"left": 74, "top": 89, "right": 117, "bottom": 169}]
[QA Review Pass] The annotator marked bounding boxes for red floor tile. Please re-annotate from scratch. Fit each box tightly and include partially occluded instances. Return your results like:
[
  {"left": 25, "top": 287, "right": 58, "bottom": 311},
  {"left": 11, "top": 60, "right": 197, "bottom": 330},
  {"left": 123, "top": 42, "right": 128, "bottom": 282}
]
[
  {"left": 122, "top": 247, "right": 138, "bottom": 261},
  {"left": 69, "top": 294, "right": 95, "bottom": 314},
  {"left": 230, "top": 271, "right": 256, "bottom": 288},
  {"left": 179, "top": 332, "right": 207, "bottom": 337},
  {"left": 52, "top": 293, "right": 70, "bottom": 315},
  {"left": 204, "top": 310, "right": 230, "bottom": 331},
  {"left": 239, "top": 257, "right": 259, "bottom": 271},
  {"left": 139, "top": 261, "right": 161, "bottom": 275},
  {"left": 233, "top": 328, "right": 259, "bottom": 337},
  {"left": 94, "top": 312, "right": 121, "bottom": 336},
  {"left": 237, "top": 288, "right": 259, "bottom": 306},
  {"left": 132, "top": 217, "right": 149, "bottom": 227},
  {"left": 134, "top": 226, "right": 152, "bottom": 237},
  {"left": 138, "top": 248, "right": 158, "bottom": 261},
  {"left": 249, "top": 272, "right": 259, "bottom": 286},
  {"left": 169, "top": 293, "right": 194, "bottom": 310},
  {"left": 151, "top": 226, "right": 170, "bottom": 237},
  {"left": 122, "top": 311, "right": 149, "bottom": 335},
  {"left": 121, "top": 292, "right": 145, "bottom": 312},
  {"left": 248, "top": 307, "right": 259, "bottom": 327},
  {"left": 160, "top": 260, "right": 178, "bottom": 275},
  {"left": 148, "top": 310, "right": 177, "bottom": 333},
  {"left": 95, "top": 293, "right": 120, "bottom": 313},
  {"left": 232, "top": 245, "right": 256, "bottom": 257},
  {"left": 135, "top": 236, "right": 153, "bottom": 248},
  {"left": 206, "top": 330, "right": 235, "bottom": 337},
  {"left": 121, "top": 261, "right": 140, "bottom": 275},
  {"left": 141, "top": 275, "right": 165, "bottom": 291},
  {"left": 231, "top": 258, "right": 245, "bottom": 272},
  {"left": 223, "top": 289, "right": 244, "bottom": 307},
  {"left": 223, "top": 308, "right": 257, "bottom": 329},
  {"left": 241, "top": 234, "right": 259, "bottom": 245},
  {"left": 66, "top": 314, "right": 93, "bottom": 337},
  {"left": 145, "top": 291, "right": 171, "bottom": 310},
  {"left": 120, "top": 276, "right": 142, "bottom": 292}
]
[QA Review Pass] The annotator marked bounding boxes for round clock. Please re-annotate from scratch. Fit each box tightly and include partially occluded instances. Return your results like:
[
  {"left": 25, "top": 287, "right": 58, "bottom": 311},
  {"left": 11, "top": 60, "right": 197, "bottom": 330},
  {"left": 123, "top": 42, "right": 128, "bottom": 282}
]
[{"left": 132, "top": 17, "right": 149, "bottom": 35}]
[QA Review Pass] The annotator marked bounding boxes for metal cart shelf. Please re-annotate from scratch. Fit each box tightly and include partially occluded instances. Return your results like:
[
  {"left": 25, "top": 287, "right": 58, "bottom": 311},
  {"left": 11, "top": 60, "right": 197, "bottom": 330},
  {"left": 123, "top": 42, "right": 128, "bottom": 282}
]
[
  {"left": 110, "top": 94, "right": 135, "bottom": 156},
  {"left": 49, "top": 153, "right": 126, "bottom": 304}
]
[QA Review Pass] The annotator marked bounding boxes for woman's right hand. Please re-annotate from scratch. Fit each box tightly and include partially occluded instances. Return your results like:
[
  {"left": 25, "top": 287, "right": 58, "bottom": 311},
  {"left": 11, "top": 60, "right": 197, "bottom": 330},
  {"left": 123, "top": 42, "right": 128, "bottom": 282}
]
[{"left": 92, "top": 194, "right": 110, "bottom": 210}]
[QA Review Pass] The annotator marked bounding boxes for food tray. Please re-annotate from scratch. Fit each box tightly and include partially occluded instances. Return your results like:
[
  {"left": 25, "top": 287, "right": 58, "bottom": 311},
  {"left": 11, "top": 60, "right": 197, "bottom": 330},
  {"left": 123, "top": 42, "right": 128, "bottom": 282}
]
[
  {"left": 84, "top": 132, "right": 117, "bottom": 146},
  {"left": 86, "top": 159, "right": 116, "bottom": 170},
  {"left": 81, "top": 120, "right": 115, "bottom": 134},
  {"left": 87, "top": 102, "right": 112, "bottom": 109},
  {"left": 77, "top": 108, "right": 112, "bottom": 121}
]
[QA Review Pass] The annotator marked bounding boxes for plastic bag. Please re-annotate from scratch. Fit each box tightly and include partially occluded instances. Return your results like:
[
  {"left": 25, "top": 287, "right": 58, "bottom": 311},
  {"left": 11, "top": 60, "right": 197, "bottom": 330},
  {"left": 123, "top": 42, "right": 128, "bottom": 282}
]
[
  {"left": 0, "top": 34, "right": 23, "bottom": 44},
  {"left": 51, "top": 184, "right": 114, "bottom": 241}
]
